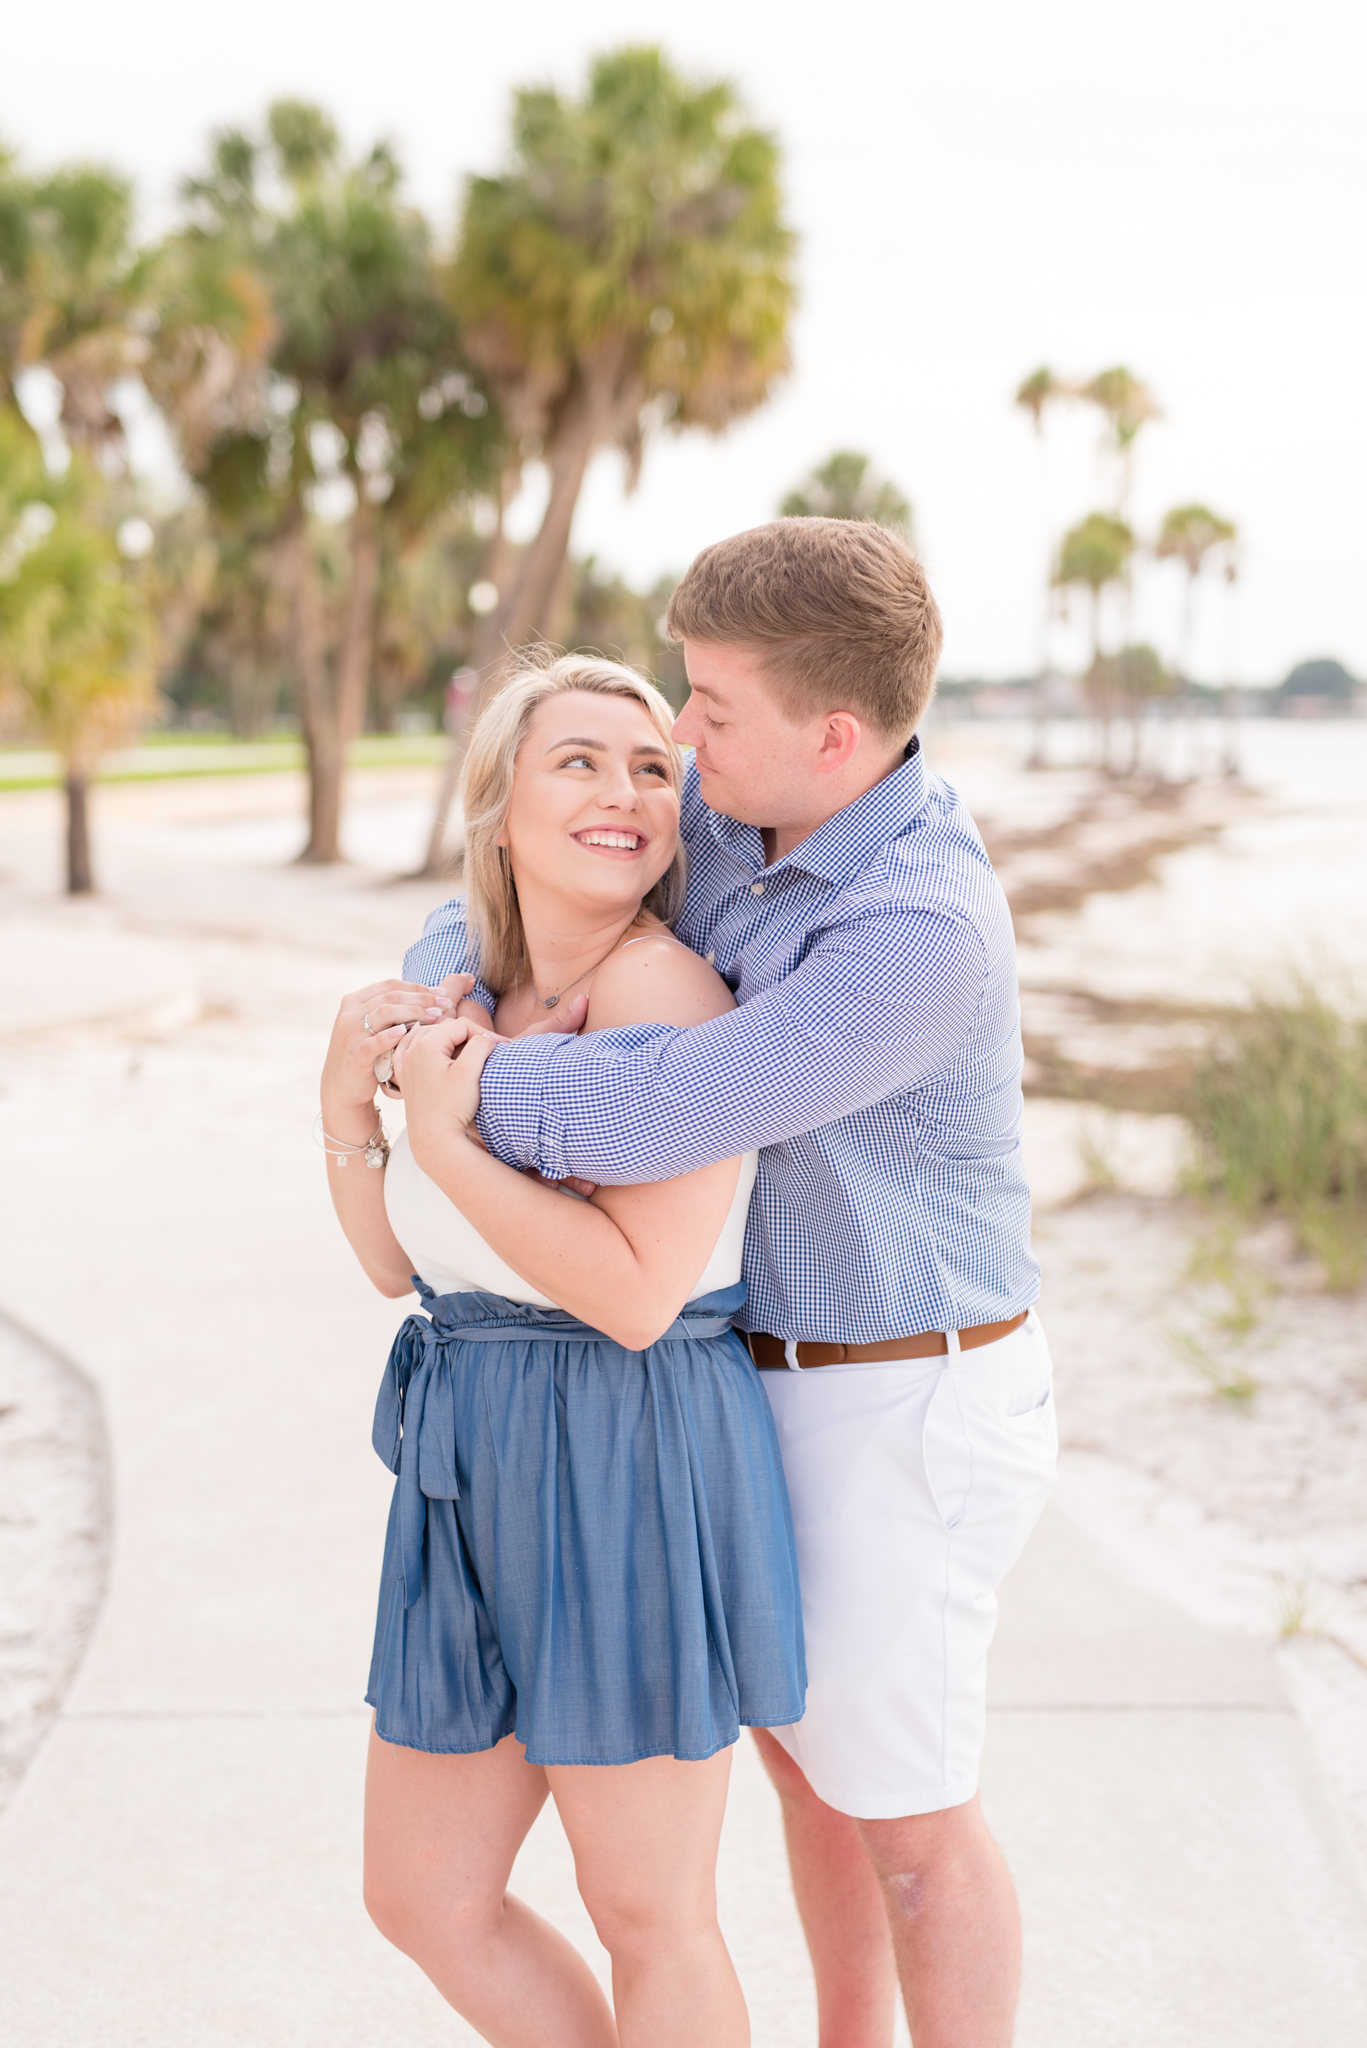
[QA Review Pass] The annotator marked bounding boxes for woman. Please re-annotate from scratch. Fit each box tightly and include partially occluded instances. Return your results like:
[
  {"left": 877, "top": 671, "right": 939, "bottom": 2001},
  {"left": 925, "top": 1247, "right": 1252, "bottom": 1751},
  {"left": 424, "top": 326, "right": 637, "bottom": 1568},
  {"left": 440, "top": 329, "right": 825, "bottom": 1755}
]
[{"left": 319, "top": 655, "right": 804, "bottom": 2048}]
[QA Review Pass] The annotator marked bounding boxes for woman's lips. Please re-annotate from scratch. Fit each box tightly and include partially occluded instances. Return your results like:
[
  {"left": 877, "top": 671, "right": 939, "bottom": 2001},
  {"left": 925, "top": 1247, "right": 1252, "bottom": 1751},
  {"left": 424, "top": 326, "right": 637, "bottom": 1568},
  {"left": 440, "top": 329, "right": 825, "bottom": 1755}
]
[{"left": 572, "top": 829, "right": 647, "bottom": 857}]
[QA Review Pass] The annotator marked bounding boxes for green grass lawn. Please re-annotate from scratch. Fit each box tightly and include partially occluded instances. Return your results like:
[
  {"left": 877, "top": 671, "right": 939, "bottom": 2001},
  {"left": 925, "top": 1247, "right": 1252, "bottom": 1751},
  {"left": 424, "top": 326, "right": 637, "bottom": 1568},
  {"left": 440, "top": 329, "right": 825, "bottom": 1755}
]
[{"left": 0, "top": 732, "right": 449, "bottom": 793}]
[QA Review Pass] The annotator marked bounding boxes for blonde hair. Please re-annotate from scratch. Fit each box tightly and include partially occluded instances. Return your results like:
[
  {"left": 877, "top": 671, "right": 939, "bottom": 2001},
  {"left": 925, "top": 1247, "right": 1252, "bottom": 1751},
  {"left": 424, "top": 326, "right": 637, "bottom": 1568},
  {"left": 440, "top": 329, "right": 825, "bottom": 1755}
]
[
  {"left": 666, "top": 518, "right": 943, "bottom": 741},
  {"left": 460, "top": 653, "right": 687, "bottom": 994}
]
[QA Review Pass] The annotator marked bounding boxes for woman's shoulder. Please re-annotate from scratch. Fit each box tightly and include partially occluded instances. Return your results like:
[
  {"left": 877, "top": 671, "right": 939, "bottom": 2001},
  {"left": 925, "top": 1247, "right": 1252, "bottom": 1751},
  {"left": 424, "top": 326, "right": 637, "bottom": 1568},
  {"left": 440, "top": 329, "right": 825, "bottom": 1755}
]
[{"left": 586, "top": 925, "right": 736, "bottom": 1031}]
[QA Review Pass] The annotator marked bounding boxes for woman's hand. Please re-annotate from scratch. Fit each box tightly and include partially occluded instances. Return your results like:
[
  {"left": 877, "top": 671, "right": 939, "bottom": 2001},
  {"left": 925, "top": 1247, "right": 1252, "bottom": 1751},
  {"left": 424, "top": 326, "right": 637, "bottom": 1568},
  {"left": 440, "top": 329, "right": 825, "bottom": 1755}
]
[
  {"left": 320, "top": 979, "right": 454, "bottom": 1115},
  {"left": 393, "top": 1017, "right": 500, "bottom": 1163}
]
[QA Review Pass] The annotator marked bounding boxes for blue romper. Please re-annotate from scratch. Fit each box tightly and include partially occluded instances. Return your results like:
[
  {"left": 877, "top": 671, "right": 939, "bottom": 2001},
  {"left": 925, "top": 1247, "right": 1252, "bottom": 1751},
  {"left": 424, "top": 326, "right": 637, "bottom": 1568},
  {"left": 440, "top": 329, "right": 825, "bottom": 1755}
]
[{"left": 367, "top": 1278, "right": 806, "bottom": 1766}]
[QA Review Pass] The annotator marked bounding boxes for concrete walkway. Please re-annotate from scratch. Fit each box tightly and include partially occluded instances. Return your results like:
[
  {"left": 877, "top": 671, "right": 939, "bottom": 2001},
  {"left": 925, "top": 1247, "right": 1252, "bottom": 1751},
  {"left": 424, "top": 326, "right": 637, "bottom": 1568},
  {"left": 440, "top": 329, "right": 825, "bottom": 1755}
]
[{"left": 1, "top": 797, "right": 1364, "bottom": 2044}]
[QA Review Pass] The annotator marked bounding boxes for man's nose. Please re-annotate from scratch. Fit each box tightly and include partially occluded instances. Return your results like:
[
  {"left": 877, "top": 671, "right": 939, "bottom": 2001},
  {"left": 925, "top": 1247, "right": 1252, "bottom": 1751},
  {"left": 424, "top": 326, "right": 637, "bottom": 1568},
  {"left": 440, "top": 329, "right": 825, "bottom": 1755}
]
[{"left": 672, "top": 696, "right": 697, "bottom": 745}]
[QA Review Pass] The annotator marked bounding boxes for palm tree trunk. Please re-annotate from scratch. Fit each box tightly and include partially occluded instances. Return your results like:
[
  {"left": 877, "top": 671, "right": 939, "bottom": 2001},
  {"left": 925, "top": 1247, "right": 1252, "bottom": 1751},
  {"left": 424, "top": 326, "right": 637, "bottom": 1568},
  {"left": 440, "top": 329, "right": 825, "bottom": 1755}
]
[
  {"left": 1027, "top": 435, "right": 1051, "bottom": 771},
  {"left": 418, "top": 398, "right": 603, "bottom": 880},
  {"left": 1091, "top": 591, "right": 1111, "bottom": 772},
  {"left": 419, "top": 469, "right": 521, "bottom": 878},
  {"left": 1177, "top": 572, "right": 1197, "bottom": 784},
  {"left": 65, "top": 769, "right": 93, "bottom": 895},
  {"left": 282, "top": 507, "right": 341, "bottom": 864},
  {"left": 335, "top": 489, "right": 381, "bottom": 750},
  {"left": 491, "top": 395, "right": 602, "bottom": 654}
]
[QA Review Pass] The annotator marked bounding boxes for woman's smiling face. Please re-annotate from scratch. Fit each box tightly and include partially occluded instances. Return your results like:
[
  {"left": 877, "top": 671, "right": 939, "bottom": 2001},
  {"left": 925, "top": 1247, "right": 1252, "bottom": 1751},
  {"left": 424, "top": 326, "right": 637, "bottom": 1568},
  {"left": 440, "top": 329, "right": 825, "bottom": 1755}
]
[{"left": 500, "top": 689, "right": 681, "bottom": 918}]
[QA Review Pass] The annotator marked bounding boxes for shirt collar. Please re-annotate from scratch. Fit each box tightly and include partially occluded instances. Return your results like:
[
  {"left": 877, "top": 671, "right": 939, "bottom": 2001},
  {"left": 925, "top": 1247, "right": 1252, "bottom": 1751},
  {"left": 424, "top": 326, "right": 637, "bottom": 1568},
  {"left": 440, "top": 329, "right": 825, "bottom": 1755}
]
[{"left": 709, "top": 735, "right": 927, "bottom": 888}]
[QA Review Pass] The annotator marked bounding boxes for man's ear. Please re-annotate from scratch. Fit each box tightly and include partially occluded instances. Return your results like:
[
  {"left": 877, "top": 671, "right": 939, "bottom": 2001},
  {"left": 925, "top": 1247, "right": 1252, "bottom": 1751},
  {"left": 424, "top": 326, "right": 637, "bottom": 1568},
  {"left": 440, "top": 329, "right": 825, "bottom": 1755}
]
[{"left": 814, "top": 711, "right": 863, "bottom": 773}]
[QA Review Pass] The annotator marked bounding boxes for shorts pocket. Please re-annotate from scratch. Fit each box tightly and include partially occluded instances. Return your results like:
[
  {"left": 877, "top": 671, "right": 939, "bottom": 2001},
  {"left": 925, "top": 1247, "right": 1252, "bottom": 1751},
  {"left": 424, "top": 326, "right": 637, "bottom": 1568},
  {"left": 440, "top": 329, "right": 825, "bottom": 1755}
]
[
  {"left": 1006, "top": 1383, "right": 1054, "bottom": 1419},
  {"left": 923, "top": 1353, "right": 1058, "bottom": 1540}
]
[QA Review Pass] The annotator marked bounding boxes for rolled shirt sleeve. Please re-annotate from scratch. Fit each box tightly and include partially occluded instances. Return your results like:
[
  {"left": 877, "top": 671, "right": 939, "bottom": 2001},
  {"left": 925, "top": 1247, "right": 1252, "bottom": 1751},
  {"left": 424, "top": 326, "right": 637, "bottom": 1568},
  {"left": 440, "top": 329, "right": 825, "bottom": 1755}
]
[
  {"left": 473, "top": 906, "right": 990, "bottom": 1185},
  {"left": 403, "top": 900, "right": 499, "bottom": 1017}
]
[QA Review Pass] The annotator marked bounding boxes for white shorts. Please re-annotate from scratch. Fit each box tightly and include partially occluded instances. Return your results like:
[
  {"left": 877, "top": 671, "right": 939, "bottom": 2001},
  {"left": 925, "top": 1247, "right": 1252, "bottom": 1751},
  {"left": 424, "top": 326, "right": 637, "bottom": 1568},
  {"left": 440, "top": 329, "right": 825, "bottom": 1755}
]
[{"left": 761, "top": 1310, "right": 1057, "bottom": 1819}]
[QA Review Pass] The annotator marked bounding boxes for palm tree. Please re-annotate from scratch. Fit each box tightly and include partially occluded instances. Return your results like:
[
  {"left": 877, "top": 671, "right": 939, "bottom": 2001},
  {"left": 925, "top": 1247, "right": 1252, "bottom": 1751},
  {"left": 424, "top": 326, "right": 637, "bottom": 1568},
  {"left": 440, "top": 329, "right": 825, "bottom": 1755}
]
[
  {"left": 1077, "top": 367, "right": 1160, "bottom": 522},
  {"left": 0, "top": 150, "right": 149, "bottom": 456},
  {"left": 1077, "top": 368, "right": 1159, "bottom": 733},
  {"left": 780, "top": 450, "right": 912, "bottom": 534},
  {"left": 1014, "top": 366, "right": 1071, "bottom": 766},
  {"left": 422, "top": 45, "right": 794, "bottom": 873},
  {"left": 1156, "top": 503, "right": 1237, "bottom": 780},
  {"left": 1112, "top": 642, "right": 1170, "bottom": 778},
  {"left": 0, "top": 414, "right": 156, "bottom": 891},
  {"left": 157, "top": 106, "right": 495, "bottom": 862},
  {"left": 1054, "top": 512, "right": 1134, "bottom": 770}
]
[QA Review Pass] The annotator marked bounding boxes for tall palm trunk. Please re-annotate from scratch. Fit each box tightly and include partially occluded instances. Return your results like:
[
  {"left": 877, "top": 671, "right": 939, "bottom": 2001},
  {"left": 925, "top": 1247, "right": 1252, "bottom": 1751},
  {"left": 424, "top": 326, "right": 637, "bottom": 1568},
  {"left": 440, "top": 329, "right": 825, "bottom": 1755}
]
[
  {"left": 335, "top": 488, "right": 381, "bottom": 752},
  {"left": 282, "top": 506, "right": 334, "bottom": 861},
  {"left": 1176, "top": 570, "right": 1198, "bottom": 784},
  {"left": 420, "top": 379, "right": 612, "bottom": 878},
  {"left": 419, "top": 468, "right": 520, "bottom": 878},
  {"left": 65, "top": 768, "right": 93, "bottom": 894},
  {"left": 287, "top": 491, "right": 382, "bottom": 864},
  {"left": 1028, "top": 441, "right": 1052, "bottom": 771},
  {"left": 1090, "top": 590, "right": 1113, "bottom": 773}
]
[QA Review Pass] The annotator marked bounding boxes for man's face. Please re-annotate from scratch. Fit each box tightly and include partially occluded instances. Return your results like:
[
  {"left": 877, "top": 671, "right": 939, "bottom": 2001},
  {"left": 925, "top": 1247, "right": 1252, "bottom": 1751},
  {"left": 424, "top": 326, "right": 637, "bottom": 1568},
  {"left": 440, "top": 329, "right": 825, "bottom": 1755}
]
[{"left": 671, "top": 641, "right": 817, "bottom": 829}]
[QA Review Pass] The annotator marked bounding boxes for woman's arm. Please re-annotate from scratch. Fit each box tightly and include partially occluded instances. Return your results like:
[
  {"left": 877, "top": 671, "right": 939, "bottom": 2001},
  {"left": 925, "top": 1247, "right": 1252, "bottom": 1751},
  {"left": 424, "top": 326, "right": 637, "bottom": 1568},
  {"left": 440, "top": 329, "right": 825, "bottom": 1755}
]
[
  {"left": 319, "top": 977, "right": 453, "bottom": 1297},
  {"left": 396, "top": 938, "right": 744, "bottom": 1348}
]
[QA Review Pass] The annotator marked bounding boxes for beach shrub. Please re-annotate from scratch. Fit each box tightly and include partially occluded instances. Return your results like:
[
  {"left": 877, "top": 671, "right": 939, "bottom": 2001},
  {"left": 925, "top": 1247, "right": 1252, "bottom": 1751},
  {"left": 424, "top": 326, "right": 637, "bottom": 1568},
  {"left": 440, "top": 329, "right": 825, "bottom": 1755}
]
[{"left": 1190, "top": 987, "right": 1367, "bottom": 1288}]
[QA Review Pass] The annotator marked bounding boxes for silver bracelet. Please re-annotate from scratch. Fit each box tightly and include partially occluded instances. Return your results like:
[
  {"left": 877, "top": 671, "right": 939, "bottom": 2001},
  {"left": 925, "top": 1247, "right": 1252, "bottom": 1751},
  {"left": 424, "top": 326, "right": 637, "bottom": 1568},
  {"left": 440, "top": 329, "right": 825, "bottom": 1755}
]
[{"left": 315, "top": 1111, "right": 390, "bottom": 1169}]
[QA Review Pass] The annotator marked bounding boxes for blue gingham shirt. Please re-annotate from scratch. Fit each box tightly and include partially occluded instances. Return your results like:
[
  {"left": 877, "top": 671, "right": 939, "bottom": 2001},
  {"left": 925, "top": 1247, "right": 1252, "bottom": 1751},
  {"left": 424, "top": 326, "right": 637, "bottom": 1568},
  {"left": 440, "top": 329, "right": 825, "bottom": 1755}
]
[{"left": 404, "top": 741, "right": 1038, "bottom": 1344}]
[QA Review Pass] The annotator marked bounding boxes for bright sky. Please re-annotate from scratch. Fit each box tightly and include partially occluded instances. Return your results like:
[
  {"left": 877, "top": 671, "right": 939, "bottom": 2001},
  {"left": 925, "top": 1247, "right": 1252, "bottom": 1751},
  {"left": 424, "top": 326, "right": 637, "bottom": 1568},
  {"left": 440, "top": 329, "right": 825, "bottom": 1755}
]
[{"left": 5, "top": 0, "right": 1364, "bottom": 683}]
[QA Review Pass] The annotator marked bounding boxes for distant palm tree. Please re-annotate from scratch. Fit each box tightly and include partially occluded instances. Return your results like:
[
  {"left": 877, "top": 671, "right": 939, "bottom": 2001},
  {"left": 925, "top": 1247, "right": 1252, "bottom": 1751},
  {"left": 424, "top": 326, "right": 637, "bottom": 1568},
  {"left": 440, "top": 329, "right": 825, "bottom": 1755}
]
[
  {"left": 1156, "top": 502, "right": 1237, "bottom": 779},
  {"left": 1054, "top": 512, "right": 1134, "bottom": 770},
  {"left": 1077, "top": 369, "right": 1160, "bottom": 730},
  {"left": 1014, "top": 366, "right": 1070, "bottom": 766},
  {"left": 780, "top": 450, "right": 912, "bottom": 534},
  {"left": 1078, "top": 367, "right": 1160, "bottom": 522},
  {"left": 423, "top": 45, "right": 794, "bottom": 873},
  {"left": 0, "top": 414, "right": 156, "bottom": 891},
  {"left": 157, "top": 106, "right": 493, "bottom": 862},
  {"left": 0, "top": 153, "right": 149, "bottom": 456}
]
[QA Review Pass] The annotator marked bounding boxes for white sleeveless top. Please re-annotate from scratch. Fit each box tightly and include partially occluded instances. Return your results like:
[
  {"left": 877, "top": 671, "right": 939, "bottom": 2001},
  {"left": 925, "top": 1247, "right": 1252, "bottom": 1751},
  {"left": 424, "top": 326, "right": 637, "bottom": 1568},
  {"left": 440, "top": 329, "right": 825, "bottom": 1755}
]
[{"left": 385, "top": 1133, "right": 758, "bottom": 1308}]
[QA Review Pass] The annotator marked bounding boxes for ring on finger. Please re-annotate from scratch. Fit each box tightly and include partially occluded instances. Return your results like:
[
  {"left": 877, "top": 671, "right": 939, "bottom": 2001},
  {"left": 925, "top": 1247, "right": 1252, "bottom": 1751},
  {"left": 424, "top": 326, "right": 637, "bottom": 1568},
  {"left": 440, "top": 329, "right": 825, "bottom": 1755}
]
[{"left": 363, "top": 1013, "right": 375, "bottom": 1035}]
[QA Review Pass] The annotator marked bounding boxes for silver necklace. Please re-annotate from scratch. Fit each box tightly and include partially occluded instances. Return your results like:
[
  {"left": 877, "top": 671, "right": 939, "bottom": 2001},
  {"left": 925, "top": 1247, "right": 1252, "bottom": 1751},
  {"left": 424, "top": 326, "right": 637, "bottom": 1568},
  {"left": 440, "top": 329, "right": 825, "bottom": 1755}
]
[{"left": 532, "top": 939, "right": 622, "bottom": 1009}]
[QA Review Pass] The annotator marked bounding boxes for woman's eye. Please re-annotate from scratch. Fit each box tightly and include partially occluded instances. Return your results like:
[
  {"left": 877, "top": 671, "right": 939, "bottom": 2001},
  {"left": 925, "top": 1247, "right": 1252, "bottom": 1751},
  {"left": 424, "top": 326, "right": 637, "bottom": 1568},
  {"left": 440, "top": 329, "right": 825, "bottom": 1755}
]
[
  {"left": 560, "top": 753, "right": 595, "bottom": 770},
  {"left": 637, "top": 761, "right": 670, "bottom": 780}
]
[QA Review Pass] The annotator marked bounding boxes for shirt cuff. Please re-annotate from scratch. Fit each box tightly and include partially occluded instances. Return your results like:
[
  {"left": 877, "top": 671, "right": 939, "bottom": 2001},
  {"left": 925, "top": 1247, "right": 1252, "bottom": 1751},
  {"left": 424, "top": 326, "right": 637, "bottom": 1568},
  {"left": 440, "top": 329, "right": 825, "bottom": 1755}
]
[{"left": 473, "top": 1033, "right": 567, "bottom": 1176}]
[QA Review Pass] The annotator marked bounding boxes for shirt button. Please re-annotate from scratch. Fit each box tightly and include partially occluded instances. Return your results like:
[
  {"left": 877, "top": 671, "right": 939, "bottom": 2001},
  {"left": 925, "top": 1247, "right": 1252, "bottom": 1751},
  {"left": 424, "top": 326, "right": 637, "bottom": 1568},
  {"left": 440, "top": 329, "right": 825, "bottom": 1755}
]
[
  {"left": 704, "top": 951, "right": 715, "bottom": 965},
  {"left": 751, "top": 881, "right": 765, "bottom": 895}
]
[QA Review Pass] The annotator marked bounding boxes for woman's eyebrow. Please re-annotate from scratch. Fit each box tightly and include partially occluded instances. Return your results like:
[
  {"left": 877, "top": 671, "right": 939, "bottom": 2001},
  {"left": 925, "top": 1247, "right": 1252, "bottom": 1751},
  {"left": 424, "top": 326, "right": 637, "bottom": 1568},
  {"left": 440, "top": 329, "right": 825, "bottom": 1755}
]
[{"left": 546, "top": 736, "right": 669, "bottom": 756}]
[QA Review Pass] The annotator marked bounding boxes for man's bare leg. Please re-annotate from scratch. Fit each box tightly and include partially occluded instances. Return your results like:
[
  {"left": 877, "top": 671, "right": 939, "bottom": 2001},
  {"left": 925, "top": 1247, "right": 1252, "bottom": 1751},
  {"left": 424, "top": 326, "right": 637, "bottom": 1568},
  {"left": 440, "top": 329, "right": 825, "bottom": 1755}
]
[
  {"left": 753, "top": 1732, "right": 1020, "bottom": 2048},
  {"left": 751, "top": 1730, "right": 897, "bottom": 2048},
  {"left": 857, "top": 1798, "right": 1020, "bottom": 2048}
]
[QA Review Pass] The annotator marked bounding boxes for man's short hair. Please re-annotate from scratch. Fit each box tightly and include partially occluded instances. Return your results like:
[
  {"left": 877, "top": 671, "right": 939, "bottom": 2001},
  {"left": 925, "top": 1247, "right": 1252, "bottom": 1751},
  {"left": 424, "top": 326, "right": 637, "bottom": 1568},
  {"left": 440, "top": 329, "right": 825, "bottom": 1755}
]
[{"left": 665, "top": 517, "right": 943, "bottom": 741}]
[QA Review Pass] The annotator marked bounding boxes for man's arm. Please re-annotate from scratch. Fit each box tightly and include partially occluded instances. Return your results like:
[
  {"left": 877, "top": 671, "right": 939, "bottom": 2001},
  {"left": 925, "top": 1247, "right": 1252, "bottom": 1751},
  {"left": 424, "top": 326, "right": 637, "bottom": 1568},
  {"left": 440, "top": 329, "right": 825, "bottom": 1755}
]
[
  {"left": 403, "top": 900, "right": 498, "bottom": 1016},
  {"left": 471, "top": 905, "right": 992, "bottom": 1184}
]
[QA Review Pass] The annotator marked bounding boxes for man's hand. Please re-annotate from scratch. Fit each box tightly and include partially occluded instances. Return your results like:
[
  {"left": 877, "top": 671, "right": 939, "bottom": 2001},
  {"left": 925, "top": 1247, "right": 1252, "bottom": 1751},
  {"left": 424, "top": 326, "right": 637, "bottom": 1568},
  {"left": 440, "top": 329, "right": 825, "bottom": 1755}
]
[
  {"left": 393, "top": 1016, "right": 500, "bottom": 1153},
  {"left": 428, "top": 981, "right": 597, "bottom": 1196}
]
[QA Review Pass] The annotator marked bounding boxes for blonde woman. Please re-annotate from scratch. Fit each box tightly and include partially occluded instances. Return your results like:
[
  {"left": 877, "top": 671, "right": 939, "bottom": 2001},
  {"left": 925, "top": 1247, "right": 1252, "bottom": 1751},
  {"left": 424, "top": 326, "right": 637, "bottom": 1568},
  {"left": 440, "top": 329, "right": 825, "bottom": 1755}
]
[{"left": 319, "top": 656, "right": 804, "bottom": 2048}]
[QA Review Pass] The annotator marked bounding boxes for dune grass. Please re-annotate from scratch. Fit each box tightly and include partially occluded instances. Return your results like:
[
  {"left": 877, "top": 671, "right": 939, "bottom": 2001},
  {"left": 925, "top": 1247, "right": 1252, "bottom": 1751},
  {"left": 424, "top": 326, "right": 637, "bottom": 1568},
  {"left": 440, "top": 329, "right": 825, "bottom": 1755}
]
[{"left": 1189, "top": 985, "right": 1367, "bottom": 1289}]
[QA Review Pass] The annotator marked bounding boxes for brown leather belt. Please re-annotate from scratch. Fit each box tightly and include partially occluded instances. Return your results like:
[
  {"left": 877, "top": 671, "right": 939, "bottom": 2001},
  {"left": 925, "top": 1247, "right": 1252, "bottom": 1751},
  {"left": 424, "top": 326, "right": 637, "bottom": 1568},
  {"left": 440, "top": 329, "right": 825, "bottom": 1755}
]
[{"left": 748, "top": 1312, "right": 1028, "bottom": 1371}]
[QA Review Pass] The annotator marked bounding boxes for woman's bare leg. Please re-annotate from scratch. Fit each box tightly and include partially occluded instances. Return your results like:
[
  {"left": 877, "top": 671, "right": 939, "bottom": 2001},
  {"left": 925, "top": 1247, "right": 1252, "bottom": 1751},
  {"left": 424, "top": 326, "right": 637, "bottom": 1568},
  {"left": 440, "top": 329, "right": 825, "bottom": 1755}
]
[
  {"left": 549, "top": 1748, "right": 747, "bottom": 2048},
  {"left": 364, "top": 1725, "right": 617, "bottom": 2048}
]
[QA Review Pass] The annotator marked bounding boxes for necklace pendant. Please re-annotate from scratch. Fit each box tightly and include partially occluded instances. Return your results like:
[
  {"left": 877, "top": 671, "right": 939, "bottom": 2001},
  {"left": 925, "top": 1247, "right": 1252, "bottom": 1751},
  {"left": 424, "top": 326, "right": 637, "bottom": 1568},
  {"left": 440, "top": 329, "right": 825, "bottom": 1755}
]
[{"left": 544, "top": 994, "right": 559, "bottom": 1008}]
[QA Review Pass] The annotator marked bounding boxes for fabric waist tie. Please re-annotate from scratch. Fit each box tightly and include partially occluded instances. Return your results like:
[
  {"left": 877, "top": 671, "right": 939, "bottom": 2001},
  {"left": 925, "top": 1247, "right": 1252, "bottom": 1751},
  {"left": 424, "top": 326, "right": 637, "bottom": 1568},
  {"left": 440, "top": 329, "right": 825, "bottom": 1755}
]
[{"left": 371, "top": 1281, "right": 747, "bottom": 1610}]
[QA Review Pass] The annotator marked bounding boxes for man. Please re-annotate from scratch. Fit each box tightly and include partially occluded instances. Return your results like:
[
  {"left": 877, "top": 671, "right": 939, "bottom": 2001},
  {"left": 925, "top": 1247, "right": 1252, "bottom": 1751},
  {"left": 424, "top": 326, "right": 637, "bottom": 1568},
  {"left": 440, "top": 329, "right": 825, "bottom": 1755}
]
[{"left": 405, "top": 518, "right": 1056, "bottom": 2048}]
